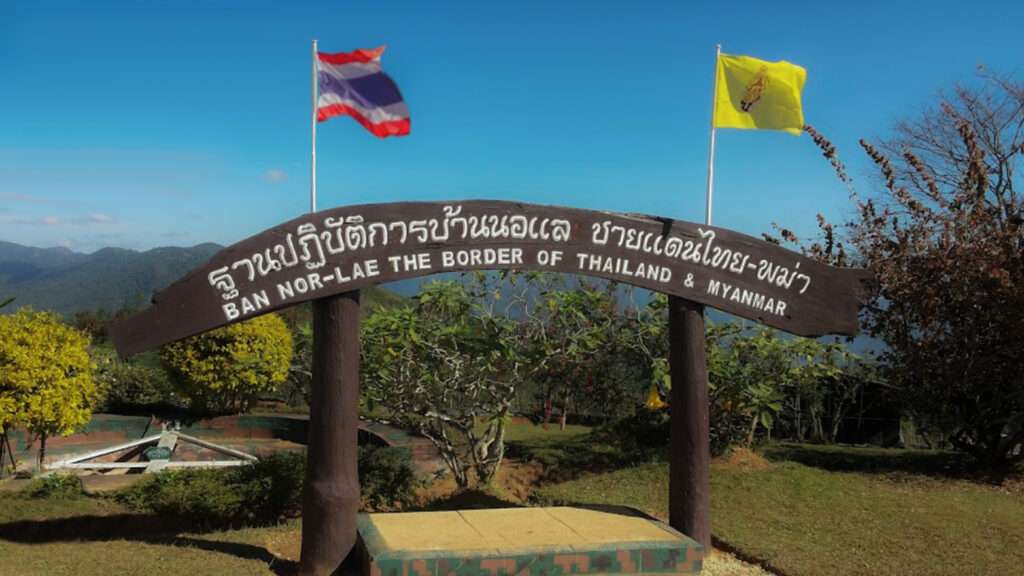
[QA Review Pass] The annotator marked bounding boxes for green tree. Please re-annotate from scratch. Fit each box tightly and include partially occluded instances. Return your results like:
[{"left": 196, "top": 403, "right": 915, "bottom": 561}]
[
  {"left": 0, "top": 309, "right": 98, "bottom": 469},
  {"left": 524, "top": 278, "right": 618, "bottom": 429},
  {"left": 160, "top": 313, "right": 293, "bottom": 414},
  {"left": 93, "top": 347, "right": 179, "bottom": 412},
  {"left": 362, "top": 280, "right": 522, "bottom": 487},
  {"left": 283, "top": 322, "right": 314, "bottom": 408}
]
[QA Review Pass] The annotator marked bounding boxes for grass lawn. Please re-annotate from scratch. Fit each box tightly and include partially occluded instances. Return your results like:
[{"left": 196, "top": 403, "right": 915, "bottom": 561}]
[
  {"left": 0, "top": 493, "right": 299, "bottom": 576},
  {"left": 5, "top": 423, "right": 1021, "bottom": 576},
  {"left": 535, "top": 443, "right": 1024, "bottom": 576}
]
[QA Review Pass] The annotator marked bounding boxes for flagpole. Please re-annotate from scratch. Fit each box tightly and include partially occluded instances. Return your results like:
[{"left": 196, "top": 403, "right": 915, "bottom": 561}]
[
  {"left": 311, "top": 38, "right": 318, "bottom": 214},
  {"left": 704, "top": 43, "right": 721, "bottom": 226}
]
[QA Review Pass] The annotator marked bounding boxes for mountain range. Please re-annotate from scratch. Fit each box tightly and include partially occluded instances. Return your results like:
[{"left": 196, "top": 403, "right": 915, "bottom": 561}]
[
  {"left": 0, "top": 241, "right": 227, "bottom": 316},
  {"left": 0, "top": 240, "right": 414, "bottom": 318}
]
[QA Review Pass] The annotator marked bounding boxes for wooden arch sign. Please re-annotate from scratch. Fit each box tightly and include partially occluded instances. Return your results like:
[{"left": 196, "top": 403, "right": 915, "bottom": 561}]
[
  {"left": 109, "top": 199, "right": 871, "bottom": 575},
  {"left": 111, "top": 200, "right": 870, "bottom": 357}
]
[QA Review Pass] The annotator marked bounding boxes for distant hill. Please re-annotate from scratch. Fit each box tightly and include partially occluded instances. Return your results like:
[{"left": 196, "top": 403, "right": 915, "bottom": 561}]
[{"left": 0, "top": 241, "right": 404, "bottom": 317}]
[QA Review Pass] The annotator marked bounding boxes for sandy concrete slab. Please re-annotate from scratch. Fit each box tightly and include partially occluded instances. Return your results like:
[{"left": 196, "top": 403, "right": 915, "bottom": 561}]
[
  {"left": 365, "top": 507, "right": 685, "bottom": 553},
  {"left": 459, "top": 507, "right": 586, "bottom": 550},
  {"left": 544, "top": 506, "right": 680, "bottom": 544},
  {"left": 370, "top": 510, "right": 497, "bottom": 552}
]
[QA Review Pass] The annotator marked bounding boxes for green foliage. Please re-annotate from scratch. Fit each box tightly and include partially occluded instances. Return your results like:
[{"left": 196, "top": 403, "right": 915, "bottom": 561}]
[
  {"left": 121, "top": 467, "right": 247, "bottom": 527},
  {"left": 705, "top": 325, "right": 854, "bottom": 452},
  {"left": 522, "top": 277, "right": 636, "bottom": 427},
  {"left": 21, "top": 473, "right": 84, "bottom": 499},
  {"left": 232, "top": 451, "right": 306, "bottom": 520},
  {"left": 282, "top": 322, "right": 313, "bottom": 408},
  {"left": 94, "top": 350, "right": 180, "bottom": 411},
  {"left": 120, "top": 452, "right": 304, "bottom": 528},
  {"left": 598, "top": 406, "right": 671, "bottom": 461},
  {"left": 160, "top": 313, "right": 293, "bottom": 414},
  {"left": 359, "top": 445, "right": 419, "bottom": 510},
  {"left": 362, "top": 279, "right": 521, "bottom": 488},
  {"left": 0, "top": 309, "right": 98, "bottom": 464},
  {"left": 71, "top": 307, "right": 138, "bottom": 342},
  {"left": 120, "top": 447, "right": 416, "bottom": 527}
]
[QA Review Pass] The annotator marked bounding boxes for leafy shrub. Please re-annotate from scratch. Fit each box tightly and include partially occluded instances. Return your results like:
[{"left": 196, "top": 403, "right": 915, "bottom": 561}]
[
  {"left": 119, "top": 452, "right": 304, "bottom": 528},
  {"left": 160, "top": 313, "right": 293, "bottom": 414},
  {"left": 599, "top": 401, "right": 747, "bottom": 459},
  {"left": 96, "top": 360, "right": 179, "bottom": 411},
  {"left": 22, "top": 473, "right": 84, "bottom": 499},
  {"left": 359, "top": 445, "right": 418, "bottom": 510},
  {"left": 133, "top": 468, "right": 246, "bottom": 527},
  {"left": 0, "top": 309, "right": 99, "bottom": 468},
  {"left": 119, "top": 447, "right": 417, "bottom": 527},
  {"left": 598, "top": 406, "right": 670, "bottom": 460},
  {"left": 234, "top": 450, "right": 306, "bottom": 520}
]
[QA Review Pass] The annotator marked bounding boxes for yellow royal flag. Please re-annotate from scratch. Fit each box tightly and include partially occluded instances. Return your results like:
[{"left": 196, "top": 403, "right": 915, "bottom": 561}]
[{"left": 713, "top": 53, "right": 806, "bottom": 135}]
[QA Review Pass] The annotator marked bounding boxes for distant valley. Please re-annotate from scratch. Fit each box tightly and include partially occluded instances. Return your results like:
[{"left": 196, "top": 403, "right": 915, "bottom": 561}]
[{"left": 0, "top": 240, "right": 414, "bottom": 317}]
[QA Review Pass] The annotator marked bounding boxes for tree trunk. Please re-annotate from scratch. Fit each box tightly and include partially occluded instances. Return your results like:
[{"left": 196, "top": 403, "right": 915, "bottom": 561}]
[
  {"left": 37, "top": 433, "right": 47, "bottom": 472},
  {"left": 299, "top": 291, "right": 361, "bottom": 576},
  {"left": 474, "top": 416, "right": 508, "bottom": 485},
  {"left": 830, "top": 412, "right": 843, "bottom": 444},
  {"left": 421, "top": 425, "right": 469, "bottom": 488},
  {"left": 560, "top": 390, "right": 569, "bottom": 431},
  {"left": 0, "top": 428, "right": 8, "bottom": 478},
  {"left": 543, "top": 388, "right": 553, "bottom": 428},
  {"left": 795, "top": 393, "right": 804, "bottom": 441}
]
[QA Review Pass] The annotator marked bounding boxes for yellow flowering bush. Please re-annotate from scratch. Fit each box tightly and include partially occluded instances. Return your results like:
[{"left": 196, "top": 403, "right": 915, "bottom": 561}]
[
  {"left": 0, "top": 309, "right": 97, "bottom": 466},
  {"left": 160, "top": 313, "right": 292, "bottom": 414}
]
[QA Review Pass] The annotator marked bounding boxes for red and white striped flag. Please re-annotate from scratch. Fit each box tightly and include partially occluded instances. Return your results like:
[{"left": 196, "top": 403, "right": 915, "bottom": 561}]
[{"left": 316, "top": 46, "right": 410, "bottom": 138}]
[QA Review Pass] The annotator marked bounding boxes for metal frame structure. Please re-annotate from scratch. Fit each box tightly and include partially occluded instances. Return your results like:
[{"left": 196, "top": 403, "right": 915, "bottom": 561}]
[{"left": 47, "top": 423, "right": 257, "bottom": 473}]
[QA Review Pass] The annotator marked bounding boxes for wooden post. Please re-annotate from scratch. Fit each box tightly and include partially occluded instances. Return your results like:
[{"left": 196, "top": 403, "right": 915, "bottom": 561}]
[
  {"left": 300, "top": 290, "right": 362, "bottom": 576},
  {"left": 668, "top": 296, "right": 711, "bottom": 549}
]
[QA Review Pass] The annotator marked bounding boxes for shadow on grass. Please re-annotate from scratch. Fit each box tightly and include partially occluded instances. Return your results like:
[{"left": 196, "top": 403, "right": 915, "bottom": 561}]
[
  {"left": 414, "top": 489, "right": 524, "bottom": 511},
  {"left": 711, "top": 535, "right": 795, "bottom": 576},
  {"left": 505, "top": 430, "right": 666, "bottom": 485},
  {"left": 0, "top": 513, "right": 298, "bottom": 575},
  {"left": 759, "top": 442, "right": 1013, "bottom": 482}
]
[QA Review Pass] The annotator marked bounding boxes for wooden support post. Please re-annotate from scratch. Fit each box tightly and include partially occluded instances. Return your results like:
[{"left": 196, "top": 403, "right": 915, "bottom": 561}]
[
  {"left": 668, "top": 296, "right": 711, "bottom": 549},
  {"left": 300, "top": 290, "right": 362, "bottom": 576}
]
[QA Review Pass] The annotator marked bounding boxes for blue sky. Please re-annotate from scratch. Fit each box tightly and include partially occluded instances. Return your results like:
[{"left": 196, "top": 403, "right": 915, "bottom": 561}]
[{"left": 1, "top": 0, "right": 1021, "bottom": 252}]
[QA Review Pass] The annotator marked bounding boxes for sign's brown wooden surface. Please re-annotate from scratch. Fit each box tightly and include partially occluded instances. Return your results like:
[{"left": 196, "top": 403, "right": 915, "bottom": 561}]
[{"left": 111, "top": 200, "right": 870, "bottom": 356}]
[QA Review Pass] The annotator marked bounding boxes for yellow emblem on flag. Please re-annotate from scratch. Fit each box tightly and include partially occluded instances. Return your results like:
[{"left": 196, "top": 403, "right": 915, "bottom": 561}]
[{"left": 713, "top": 53, "right": 806, "bottom": 135}]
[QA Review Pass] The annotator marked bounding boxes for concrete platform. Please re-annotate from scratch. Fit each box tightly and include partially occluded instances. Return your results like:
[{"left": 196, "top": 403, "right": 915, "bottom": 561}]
[{"left": 356, "top": 506, "right": 703, "bottom": 575}]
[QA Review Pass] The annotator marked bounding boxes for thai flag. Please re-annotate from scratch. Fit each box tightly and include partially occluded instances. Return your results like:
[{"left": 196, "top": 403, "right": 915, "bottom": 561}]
[{"left": 316, "top": 46, "right": 410, "bottom": 138}]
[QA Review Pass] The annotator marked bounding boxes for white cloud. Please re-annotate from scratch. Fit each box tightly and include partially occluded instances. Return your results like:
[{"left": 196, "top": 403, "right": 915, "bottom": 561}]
[
  {"left": 0, "top": 192, "right": 47, "bottom": 203},
  {"left": 73, "top": 213, "right": 114, "bottom": 225},
  {"left": 263, "top": 169, "right": 288, "bottom": 183},
  {"left": 0, "top": 213, "right": 116, "bottom": 227}
]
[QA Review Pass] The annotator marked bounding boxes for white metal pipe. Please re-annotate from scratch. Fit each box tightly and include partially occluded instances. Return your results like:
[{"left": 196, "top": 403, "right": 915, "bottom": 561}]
[{"left": 704, "top": 43, "right": 722, "bottom": 226}]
